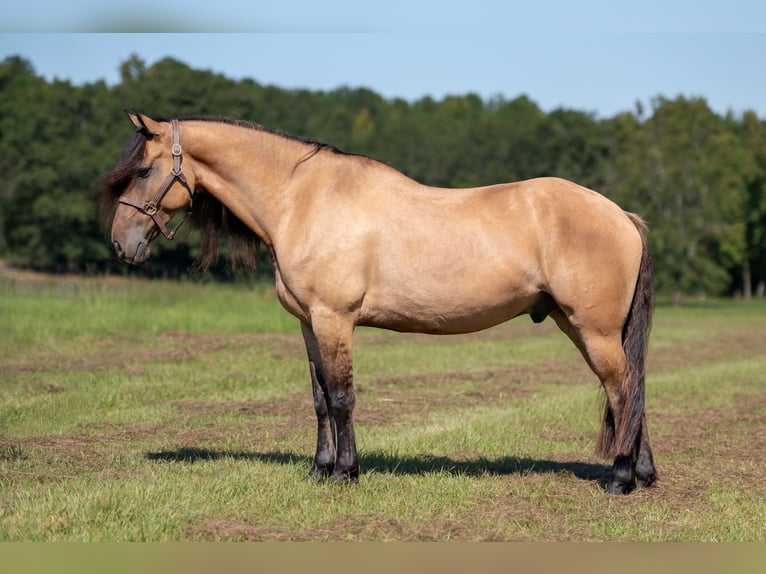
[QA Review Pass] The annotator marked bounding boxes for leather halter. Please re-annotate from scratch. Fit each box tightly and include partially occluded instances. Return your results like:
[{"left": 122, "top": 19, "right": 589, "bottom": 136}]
[{"left": 119, "top": 119, "right": 193, "bottom": 240}]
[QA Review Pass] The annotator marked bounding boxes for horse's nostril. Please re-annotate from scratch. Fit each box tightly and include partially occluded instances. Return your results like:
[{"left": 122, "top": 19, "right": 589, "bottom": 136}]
[{"left": 112, "top": 239, "right": 123, "bottom": 257}]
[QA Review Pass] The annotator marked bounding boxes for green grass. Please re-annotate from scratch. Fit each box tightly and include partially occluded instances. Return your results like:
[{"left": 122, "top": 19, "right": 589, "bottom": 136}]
[{"left": 2, "top": 274, "right": 766, "bottom": 541}]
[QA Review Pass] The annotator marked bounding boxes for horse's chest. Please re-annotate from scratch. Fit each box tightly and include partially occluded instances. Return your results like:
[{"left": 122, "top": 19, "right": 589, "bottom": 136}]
[{"left": 272, "top": 266, "right": 310, "bottom": 323}]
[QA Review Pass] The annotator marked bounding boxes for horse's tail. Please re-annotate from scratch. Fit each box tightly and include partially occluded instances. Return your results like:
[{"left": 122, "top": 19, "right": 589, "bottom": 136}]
[{"left": 596, "top": 213, "right": 654, "bottom": 459}]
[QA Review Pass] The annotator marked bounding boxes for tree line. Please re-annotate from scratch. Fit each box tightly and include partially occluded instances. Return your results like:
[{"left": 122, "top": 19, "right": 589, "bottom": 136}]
[{"left": 1, "top": 54, "right": 764, "bottom": 300}]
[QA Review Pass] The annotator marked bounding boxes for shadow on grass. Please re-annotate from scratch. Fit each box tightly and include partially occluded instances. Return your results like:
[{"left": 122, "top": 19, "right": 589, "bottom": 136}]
[{"left": 146, "top": 447, "right": 611, "bottom": 487}]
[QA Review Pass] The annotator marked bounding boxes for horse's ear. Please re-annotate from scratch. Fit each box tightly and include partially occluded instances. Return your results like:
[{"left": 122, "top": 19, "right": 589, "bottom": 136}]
[{"left": 125, "top": 110, "right": 159, "bottom": 138}]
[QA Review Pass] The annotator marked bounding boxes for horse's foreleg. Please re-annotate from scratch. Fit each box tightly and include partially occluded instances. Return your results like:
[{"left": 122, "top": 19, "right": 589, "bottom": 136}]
[
  {"left": 301, "top": 322, "right": 336, "bottom": 480},
  {"left": 302, "top": 313, "right": 359, "bottom": 484}
]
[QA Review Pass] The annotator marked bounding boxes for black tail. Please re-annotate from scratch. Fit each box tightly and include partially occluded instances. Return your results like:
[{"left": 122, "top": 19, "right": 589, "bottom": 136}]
[{"left": 596, "top": 213, "right": 654, "bottom": 459}]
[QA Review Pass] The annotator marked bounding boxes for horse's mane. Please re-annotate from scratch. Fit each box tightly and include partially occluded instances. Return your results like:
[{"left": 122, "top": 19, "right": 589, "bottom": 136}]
[
  {"left": 190, "top": 192, "right": 261, "bottom": 272},
  {"left": 98, "top": 128, "right": 147, "bottom": 235},
  {"left": 182, "top": 115, "right": 358, "bottom": 161}
]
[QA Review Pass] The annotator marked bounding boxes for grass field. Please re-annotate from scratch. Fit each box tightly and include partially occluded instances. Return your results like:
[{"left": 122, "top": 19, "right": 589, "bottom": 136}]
[{"left": 1, "top": 271, "right": 765, "bottom": 541}]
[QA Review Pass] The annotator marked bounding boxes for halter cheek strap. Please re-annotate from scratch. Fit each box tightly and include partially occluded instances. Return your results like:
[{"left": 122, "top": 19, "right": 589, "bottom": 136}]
[{"left": 119, "top": 119, "right": 194, "bottom": 240}]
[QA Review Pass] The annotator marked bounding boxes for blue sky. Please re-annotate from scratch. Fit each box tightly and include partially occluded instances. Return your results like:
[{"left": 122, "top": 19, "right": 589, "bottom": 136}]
[{"left": 2, "top": 1, "right": 765, "bottom": 118}]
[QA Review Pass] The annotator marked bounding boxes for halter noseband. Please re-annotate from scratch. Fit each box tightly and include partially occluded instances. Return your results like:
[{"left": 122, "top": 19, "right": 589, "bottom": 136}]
[{"left": 119, "top": 119, "right": 193, "bottom": 240}]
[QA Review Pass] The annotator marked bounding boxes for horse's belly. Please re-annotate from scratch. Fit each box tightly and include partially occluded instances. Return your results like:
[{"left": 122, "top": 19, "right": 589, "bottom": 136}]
[{"left": 359, "top": 287, "right": 541, "bottom": 335}]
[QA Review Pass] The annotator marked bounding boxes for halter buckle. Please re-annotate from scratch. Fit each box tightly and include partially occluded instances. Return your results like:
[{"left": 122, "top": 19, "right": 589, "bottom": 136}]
[{"left": 143, "top": 203, "right": 158, "bottom": 216}]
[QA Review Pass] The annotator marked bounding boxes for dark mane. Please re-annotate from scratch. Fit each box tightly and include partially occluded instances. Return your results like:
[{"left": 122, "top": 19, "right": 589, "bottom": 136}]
[
  {"left": 190, "top": 192, "right": 261, "bottom": 273},
  {"left": 180, "top": 115, "right": 355, "bottom": 158},
  {"left": 98, "top": 128, "right": 147, "bottom": 234}
]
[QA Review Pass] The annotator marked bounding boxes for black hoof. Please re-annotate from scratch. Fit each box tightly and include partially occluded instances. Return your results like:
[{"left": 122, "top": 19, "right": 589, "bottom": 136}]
[
  {"left": 636, "top": 470, "right": 658, "bottom": 489},
  {"left": 328, "top": 469, "right": 359, "bottom": 485},
  {"left": 607, "top": 455, "right": 636, "bottom": 495},
  {"left": 606, "top": 479, "right": 636, "bottom": 495},
  {"left": 309, "top": 464, "right": 333, "bottom": 482},
  {"left": 635, "top": 457, "right": 658, "bottom": 488}
]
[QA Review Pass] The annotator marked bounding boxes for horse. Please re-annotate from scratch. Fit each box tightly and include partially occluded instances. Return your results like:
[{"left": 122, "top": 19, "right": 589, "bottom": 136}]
[{"left": 101, "top": 112, "right": 657, "bottom": 494}]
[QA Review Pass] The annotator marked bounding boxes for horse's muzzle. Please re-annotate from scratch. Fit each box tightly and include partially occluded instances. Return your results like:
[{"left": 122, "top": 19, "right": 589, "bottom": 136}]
[{"left": 112, "top": 238, "right": 150, "bottom": 265}]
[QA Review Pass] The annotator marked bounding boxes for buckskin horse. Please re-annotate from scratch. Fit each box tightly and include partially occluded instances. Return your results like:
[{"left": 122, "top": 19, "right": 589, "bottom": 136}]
[{"left": 101, "top": 112, "right": 657, "bottom": 494}]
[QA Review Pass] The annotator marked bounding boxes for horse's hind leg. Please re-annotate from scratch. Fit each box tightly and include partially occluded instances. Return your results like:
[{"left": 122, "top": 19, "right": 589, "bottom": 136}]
[
  {"left": 579, "top": 330, "right": 639, "bottom": 493},
  {"left": 550, "top": 309, "right": 652, "bottom": 494}
]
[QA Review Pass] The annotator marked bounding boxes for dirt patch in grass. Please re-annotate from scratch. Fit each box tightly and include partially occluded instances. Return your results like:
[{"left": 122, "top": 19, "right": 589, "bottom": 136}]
[
  {"left": 1, "top": 331, "right": 305, "bottom": 382},
  {"left": 166, "top": 356, "right": 590, "bottom": 431},
  {"left": 2, "top": 422, "right": 164, "bottom": 452},
  {"left": 187, "top": 514, "right": 460, "bottom": 541},
  {"left": 170, "top": 390, "right": 312, "bottom": 419},
  {"left": 0, "top": 422, "right": 166, "bottom": 486},
  {"left": 357, "top": 361, "right": 590, "bottom": 426},
  {"left": 650, "top": 391, "right": 766, "bottom": 499},
  {"left": 648, "top": 329, "right": 766, "bottom": 373}
]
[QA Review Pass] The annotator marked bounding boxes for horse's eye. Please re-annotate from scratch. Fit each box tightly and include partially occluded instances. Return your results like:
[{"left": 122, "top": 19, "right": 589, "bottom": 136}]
[{"left": 137, "top": 167, "right": 152, "bottom": 179}]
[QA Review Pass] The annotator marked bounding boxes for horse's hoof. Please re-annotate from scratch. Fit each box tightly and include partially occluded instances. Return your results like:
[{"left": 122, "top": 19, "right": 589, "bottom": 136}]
[
  {"left": 328, "top": 470, "right": 359, "bottom": 485},
  {"left": 607, "top": 455, "right": 638, "bottom": 494},
  {"left": 635, "top": 460, "right": 658, "bottom": 488},
  {"left": 636, "top": 471, "right": 658, "bottom": 489},
  {"left": 606, "top": 480, "right": 636, "bottom": 495},
  {"left": 309, "top": 465, "right": 333, "bottom": 482}
]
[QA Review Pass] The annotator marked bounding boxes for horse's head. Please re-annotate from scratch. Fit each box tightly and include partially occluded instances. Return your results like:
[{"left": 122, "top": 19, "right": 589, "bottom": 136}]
[{"left": 103, "top": 112, "right": 194, "bottom": 265}]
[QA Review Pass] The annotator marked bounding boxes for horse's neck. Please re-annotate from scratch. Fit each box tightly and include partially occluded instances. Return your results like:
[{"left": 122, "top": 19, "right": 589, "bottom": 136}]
[{"left": 184, "top": 122, "right": 308, "bottom": 245}]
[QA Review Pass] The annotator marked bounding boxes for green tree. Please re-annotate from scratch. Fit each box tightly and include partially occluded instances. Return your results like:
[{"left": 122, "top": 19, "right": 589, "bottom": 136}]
[
  {"left": 608, "top": 97, "right": 750, "bottom": 303},
  {"left": 0, "top": 57, "right": 116, "bottom": 272},
  {"left": 737, "top": 111, "right": 766, "bottom": 298},
  {"left": 540, "top": 108, "right": 608, "bottom": 190}
]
